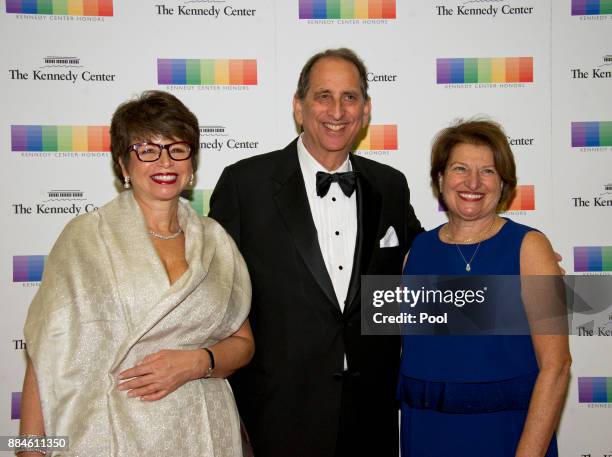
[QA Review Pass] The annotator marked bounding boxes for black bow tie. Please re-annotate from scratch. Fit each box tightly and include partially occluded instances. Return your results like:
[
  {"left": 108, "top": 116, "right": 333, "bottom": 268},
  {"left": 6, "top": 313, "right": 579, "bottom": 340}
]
[{"left": 316, "top": 171, "right": 358, "bottom": 198}]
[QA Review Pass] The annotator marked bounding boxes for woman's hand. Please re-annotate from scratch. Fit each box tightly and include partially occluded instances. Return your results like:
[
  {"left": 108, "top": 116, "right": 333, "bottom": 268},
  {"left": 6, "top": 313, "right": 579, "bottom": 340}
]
[
  {"left": 118, "top": 320, "right": 254, "bottom": 401},
  {"left": 117, "top": 349, "right": 208, "bottom": 401}
]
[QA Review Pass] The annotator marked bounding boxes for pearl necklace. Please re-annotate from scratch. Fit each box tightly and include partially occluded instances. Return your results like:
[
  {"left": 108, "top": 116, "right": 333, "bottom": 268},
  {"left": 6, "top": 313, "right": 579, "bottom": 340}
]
[
  {"left": 148, "top": 227, "right": 183, "bottom": 240},
  {"left": 443, "top": 218, "right": 496, "bottom": 272}
]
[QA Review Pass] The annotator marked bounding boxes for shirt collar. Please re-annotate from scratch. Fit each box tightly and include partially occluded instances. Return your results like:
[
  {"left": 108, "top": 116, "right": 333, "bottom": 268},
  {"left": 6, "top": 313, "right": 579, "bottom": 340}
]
[{"left": 297, "top": 134, "right": 352, "bottom": 182}]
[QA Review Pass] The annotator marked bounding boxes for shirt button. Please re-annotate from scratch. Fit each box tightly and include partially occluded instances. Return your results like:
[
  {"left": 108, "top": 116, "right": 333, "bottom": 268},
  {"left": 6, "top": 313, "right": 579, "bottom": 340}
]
[
  {"left": 339, "top": 266, "right": 343, "bottom": 270},
  {"left": 335, "top": 231, "right": 340, "bottom": 236},
  {"left": 332, "top": 197, "right": 336, "bottom": 202}
]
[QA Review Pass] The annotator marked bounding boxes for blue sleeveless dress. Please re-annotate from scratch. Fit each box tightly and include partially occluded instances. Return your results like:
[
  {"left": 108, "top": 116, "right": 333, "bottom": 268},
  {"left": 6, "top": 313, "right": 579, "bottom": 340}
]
[{"left": 399, "top": 218, "right": 557, "bottom": 457}]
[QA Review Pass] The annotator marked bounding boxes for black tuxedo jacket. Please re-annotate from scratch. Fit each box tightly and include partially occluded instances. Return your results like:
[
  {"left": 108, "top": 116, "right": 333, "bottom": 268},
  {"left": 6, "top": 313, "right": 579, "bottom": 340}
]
[{"left": 209, "top": 139, "right": 422, "bottom": 457}]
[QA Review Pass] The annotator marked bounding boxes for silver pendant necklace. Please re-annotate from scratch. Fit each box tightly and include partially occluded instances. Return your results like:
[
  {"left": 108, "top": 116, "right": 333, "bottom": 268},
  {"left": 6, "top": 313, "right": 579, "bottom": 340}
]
[
  {"left": 149, "top": 227, "right": 183, "bottom": 240},
  {"left": 455, "top": 244, "right": 480, "bottom": 272},
  {"left": 444, "top": 217, "right": 496, "bottom": 272}
]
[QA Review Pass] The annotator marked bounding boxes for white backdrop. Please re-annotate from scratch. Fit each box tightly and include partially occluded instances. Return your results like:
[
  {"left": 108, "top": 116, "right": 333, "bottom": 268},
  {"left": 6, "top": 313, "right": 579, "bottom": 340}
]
[{"left": 1, "top": 1, "right": 611, "bottom": 455}]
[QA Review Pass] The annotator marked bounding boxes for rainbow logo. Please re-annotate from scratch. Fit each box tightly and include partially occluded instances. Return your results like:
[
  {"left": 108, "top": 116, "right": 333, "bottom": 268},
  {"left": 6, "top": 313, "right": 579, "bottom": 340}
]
[
  {"left": 299, "top": 0, "right": 396, "bottom": 19},
  {"left": 185, "top": 189, "right": 212, "bottom": 216},
  {"left": 13, "top": 256, "right": 47, "bottom": 282},
  {"left": 578, "top": 377, "right": 612, "bottom": 403},
  {"left": 6, "top": 0, "right": 113, "bottom": 16},
  {"left": 158, "top": 59, "right": 257, "bottom": 85},
  {"left": 354, "top": 125, "right": 397, "bottom": 151},
  {"left": 574, "top": 246, "right": 612, "bottom": 272},
  {"left": 437, "top": 57, "right": 533, "bottom": 84},
  {"left": 11, "top": 392, "right": 21, "bottom": 420},
  {"left": 572, "top": 0, "right": 612, "bottom": 15},
  {"left": 572, "top": 122, "right": 612, "bottom": 147},
  {"left": 11, "top": 125, "right": 110, "bottom": 152},
  {"left": 507, "top": 185, "right": 535, "bottom": 211}
]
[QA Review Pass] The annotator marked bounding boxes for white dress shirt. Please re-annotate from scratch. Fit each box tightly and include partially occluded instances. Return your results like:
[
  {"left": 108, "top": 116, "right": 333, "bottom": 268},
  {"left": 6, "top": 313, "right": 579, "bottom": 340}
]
[{"left": 297, "top": 135, "right": 358, "bottom": 312}]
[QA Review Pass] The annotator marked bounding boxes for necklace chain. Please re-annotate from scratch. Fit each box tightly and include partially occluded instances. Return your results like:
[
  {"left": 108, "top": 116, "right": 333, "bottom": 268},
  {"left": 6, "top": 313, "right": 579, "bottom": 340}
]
[
  {"left": 443, "top": 217, "right": 497, "bottom": 272},
  {"left": 454, "top": 244, "right": 479, "bottom": 272},
  {"left": 149, "top": 227, "right": 183, "bottom": 240}
]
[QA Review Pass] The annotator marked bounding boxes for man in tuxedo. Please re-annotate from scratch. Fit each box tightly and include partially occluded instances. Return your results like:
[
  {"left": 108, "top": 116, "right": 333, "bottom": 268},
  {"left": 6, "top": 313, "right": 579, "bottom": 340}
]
[{"left": 209, "top": 48, "right": 422, "bottom": 457}]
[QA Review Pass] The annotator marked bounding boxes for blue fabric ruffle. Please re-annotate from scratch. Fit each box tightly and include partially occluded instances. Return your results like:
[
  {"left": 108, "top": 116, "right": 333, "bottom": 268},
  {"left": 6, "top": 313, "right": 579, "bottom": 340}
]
[{"left": 397, "top": 371, "right": 538, "bottom": 414}]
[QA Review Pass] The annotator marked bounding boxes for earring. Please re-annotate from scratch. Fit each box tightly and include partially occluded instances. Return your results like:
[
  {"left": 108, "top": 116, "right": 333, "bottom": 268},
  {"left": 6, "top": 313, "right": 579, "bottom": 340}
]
[
  {"left": 123, "top": 176, "right": 131, "bottom": 189},
  {"left": 189, "top": 174, "right": 194, "bottom": 186}
]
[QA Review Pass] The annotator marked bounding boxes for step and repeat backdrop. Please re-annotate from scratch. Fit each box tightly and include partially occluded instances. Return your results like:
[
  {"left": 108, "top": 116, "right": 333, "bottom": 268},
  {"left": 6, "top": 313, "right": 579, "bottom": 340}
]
[{"left": 1, "top": 1, "right": 611, "bottom": 455}]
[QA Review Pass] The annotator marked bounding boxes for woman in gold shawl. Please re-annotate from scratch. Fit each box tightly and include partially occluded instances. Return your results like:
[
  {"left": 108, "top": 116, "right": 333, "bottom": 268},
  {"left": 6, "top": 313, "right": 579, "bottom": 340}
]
[{"left": 18, "top": 91, "right": 253, "bottom": 457}]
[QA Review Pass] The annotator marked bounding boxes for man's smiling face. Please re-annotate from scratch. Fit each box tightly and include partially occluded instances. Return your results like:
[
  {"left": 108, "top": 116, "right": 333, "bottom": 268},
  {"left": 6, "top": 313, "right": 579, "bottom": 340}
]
[{"left": 294, "top": 57, "right": 371, "bottom": 164}]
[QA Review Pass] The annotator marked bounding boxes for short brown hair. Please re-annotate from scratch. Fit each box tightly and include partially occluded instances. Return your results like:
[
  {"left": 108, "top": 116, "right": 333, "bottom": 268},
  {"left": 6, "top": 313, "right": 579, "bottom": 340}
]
[
  {"left": 295, "top": 48, "right": 369, "bottom": 100},
  {"left": 110, "top": 90, "right": 199, "bottom": 182},
  {"left": 430, "top": 119, "right": 517, "bottom": 210}
]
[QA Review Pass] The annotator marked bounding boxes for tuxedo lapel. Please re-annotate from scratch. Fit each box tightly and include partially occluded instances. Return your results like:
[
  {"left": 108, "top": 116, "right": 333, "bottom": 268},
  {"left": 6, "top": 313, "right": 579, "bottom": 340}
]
[
  {"left": 345, "top": 155, "right": 382, "bottom": 315},
  {"left": 272, "top": 140, "right": 340, "bottom": 312}
]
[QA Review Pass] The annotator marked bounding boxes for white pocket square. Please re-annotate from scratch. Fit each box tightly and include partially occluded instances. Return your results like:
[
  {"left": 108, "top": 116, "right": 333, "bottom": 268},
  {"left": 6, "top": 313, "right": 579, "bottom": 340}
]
[{"left": 379, "top": 226, "right": 399, "bottom": 248}]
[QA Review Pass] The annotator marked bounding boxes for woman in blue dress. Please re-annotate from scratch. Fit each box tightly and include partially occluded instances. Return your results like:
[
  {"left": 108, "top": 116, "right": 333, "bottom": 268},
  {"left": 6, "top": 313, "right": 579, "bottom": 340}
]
[{"left": 399, "top": 119, "right": 571, "bottom": 457}]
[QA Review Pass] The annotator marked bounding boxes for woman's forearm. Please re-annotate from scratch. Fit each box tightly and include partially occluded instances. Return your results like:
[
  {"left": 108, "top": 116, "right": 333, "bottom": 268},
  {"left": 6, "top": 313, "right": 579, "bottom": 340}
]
[
  {"left": 20, "top": 356, "right": 45, "bottom": 435},
  {"left": 515, "top": 358, "right": 571, "bottom": 457},
  {"left": 206, "top": 326, "right": 255, "bottom": 379},
  {"left": 117, "top": 320, "right": 254, "bottom": 401}
]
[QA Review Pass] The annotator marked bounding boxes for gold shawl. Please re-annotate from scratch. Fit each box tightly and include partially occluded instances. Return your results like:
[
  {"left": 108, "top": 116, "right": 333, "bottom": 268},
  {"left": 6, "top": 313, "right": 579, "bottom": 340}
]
[{"left": 24, "top": 191, "right": 251, "bottom": 456}]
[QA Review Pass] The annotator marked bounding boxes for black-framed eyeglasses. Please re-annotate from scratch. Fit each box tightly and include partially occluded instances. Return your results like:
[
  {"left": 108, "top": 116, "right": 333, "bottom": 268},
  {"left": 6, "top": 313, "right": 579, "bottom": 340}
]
[{"left": 127, "top": 142, "right": 193, "bottom": 162}]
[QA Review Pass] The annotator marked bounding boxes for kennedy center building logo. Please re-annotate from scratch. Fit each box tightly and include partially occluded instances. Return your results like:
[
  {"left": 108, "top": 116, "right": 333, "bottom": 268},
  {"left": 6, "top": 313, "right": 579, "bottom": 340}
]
[
  {"left": 571, "top": 183, "right": 612, "bottom": 208},
  {"left": 158, "top": 59, "right": 257, "bottom": 91},
  {"left": 299, "top": 0, "right": 396, "bottom": 23},
  {"left": 154, "top": 1, "right": 256, "bottom": 17},
  {"left": 6, "top": 0, "right": 113, "bottom": 18},
  {"left": 12, "top": 189, "right": 99, "bottom": 216},
  {"left": 8, "top": 56, "right": 117, "bottom": 84},
  {"left": 437, "top": 57, "right": 533, "bottom": 88},
  {"left": 198, "top": 125, "right": 259, "bottom": 152},
  {"left": 434, "top": 1, "right": 535, "bottom": 17},
  {"left": 571, "top": 54, "right": 612, "bottom": 80}
]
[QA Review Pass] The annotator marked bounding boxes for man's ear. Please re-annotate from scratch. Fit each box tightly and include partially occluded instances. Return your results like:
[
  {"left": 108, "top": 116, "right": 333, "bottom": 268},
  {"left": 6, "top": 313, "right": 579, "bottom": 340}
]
[
  {"left": 293, "top": 95, "right": 304, "bottom": 126},
  {"left": 361, "top": 97, "right": 372, "bottom": 127}
]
